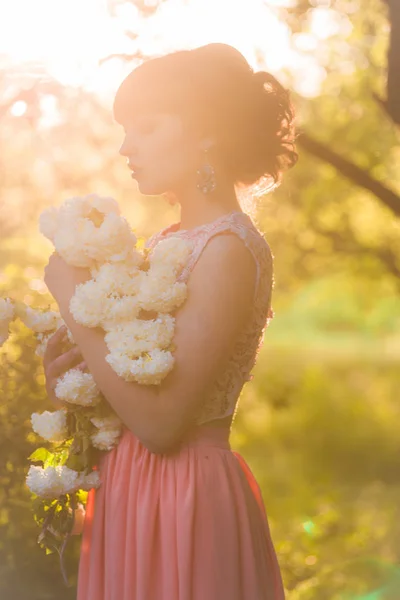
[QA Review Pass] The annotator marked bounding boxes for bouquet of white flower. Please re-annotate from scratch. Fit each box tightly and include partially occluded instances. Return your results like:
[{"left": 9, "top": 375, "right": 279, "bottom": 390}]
[{"left": 0, "top": 194, "right": 191, "bottom": 583}]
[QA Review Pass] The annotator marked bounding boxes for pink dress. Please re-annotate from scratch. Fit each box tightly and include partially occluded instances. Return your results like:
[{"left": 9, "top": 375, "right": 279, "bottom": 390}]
[{"left": 77, "top": 211, "right": 285, "bottom": 600}]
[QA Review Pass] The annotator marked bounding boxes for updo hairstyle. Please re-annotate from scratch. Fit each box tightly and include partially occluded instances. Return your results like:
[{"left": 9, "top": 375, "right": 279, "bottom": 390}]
[{"left": 114, "top": 43, "right": 298, "bottom": 193}]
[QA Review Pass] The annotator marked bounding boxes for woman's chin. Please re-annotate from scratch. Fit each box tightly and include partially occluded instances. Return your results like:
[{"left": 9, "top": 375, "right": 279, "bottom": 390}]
[{"left": 135, "top": 179, "right": 167, "bottom": 197}]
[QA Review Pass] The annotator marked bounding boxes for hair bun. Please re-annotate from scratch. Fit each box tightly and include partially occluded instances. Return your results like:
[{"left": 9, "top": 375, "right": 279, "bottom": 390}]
[
  {"left": 252, "top": 70, "right": 286, "bottom": 95},
  {"left": 114, "top": 45, "right": 298, "bottom": 196}
]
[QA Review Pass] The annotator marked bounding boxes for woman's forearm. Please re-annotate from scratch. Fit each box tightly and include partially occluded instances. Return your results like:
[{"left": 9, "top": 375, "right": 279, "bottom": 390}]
[{"left": 59, "top": 301, "right": 173, "bottom": 454}]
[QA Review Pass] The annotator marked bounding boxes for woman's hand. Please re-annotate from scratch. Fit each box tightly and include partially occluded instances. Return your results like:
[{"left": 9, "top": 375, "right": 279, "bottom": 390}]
[
  {"left": 44, "top": 252, "right": 91, "bottom": 313},
  {"left": 43, "top": 325, "right": 87, "bottom": 409}
]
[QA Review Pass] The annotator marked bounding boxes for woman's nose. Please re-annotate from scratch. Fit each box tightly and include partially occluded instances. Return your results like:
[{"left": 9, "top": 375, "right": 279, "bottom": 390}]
[
  {"left": 119, "top": 137, "right": 130, "bottom": 157},
  {"left": 119, "top": 134, "right": 137, "bottom": 157}
]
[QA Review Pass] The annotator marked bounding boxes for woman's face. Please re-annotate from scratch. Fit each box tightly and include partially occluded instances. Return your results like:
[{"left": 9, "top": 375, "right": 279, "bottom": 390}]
[{"left": 118, "top": 112, "right": 200, "bottom": 196}]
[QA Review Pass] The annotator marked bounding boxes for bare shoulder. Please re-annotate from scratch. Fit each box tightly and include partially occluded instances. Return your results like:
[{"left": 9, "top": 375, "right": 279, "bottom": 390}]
[
  {"left": 188, "top": 231, "right": 257, "bottom": 308},
  {"left": 157, "top": 231, "right": 258, "bottom": 449}
]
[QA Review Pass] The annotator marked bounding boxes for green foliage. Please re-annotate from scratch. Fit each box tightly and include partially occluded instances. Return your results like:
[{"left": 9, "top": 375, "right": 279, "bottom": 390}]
[
  {"left": 0, "top": 268, "right": 79, "bottom": 598},
  {"left": 2, "top": 267, "right": 399, "bottom": 597},
  {"left": 0, "top": 0, "right": 399, "bottom": 597},
  {"left": 232, "top": 321, "right": 400, "bottom": 598}
]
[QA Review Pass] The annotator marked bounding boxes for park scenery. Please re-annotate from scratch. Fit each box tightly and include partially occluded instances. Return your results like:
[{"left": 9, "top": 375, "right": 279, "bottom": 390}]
[{"left": 0, "top": 0, "right": 399, "bottom": 598}]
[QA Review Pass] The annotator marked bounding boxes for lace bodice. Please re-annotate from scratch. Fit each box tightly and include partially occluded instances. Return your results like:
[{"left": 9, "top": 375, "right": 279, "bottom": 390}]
[{"left": 145, "top": 211, "right": 274, "bottom": 426}]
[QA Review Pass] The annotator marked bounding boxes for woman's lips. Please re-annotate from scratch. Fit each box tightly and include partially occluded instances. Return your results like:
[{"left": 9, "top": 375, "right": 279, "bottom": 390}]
[
  {"left": 129, "top": 165, "right": 141, "bottom": 179},
  {"left": 128, "top": 163, "right": 142, "bottom": 178}
]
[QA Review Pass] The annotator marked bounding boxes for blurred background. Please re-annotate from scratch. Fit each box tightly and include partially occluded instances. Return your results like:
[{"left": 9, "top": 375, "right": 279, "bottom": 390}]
[{"left": 0, "top": 0, "right": 399, "bottom": 598}]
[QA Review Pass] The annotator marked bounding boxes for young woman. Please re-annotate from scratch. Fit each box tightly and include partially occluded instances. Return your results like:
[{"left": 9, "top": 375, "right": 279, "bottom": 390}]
[{"left": 44, "top": 42, "right": 297, "bottom": 599}]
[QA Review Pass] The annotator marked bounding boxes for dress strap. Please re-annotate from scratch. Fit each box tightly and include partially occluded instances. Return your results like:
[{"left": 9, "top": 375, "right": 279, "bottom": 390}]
[
  {"left": 144, "top": 225, "right": 172, "bottom": 249},
  {"left": 177, "top": 214, "right": 272, "bottom": 303},
  {"left": 145, "top": 212, "right": 274, "bottom": 310}
]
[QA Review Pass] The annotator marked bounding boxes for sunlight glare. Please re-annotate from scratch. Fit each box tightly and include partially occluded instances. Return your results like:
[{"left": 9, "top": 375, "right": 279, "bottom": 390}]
[
  {"left": 38, "top": 95, "right": 63, "bottom": 129},
  {"left": 0, "top": 0, "right": 129, "bottom": 86},
  {"left": 134, "top": 0, "right": 294, "bottom": 73},
  {"left": 11, "top": 100, "right": 27, "bottom": 117},
  {"left": 0, "top": 0, "right": 330, "bottom": 97},
  {"left": 309, "top": 7, "right": 353, "bottom": 40}
]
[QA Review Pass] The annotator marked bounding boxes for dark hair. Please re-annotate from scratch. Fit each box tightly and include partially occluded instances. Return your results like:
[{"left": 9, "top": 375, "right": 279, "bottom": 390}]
[{"left": 114, "top": 43, "right": 298, "bottom": 192}]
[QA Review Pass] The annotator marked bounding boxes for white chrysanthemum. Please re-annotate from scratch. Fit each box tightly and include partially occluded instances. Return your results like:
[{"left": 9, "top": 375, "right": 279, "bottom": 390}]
[
  {"left": 129, "top": 348, "right": 175, "bottom": 384},
  {"left": 104, "top": 315, "right": 175, "bottom": 358},
  {"left": 54, "top": 368, "right": 102, "bottom": 407},
  {"left": 90, "top": 428, "right": 121, "bottom": 451},
  {"left": 40, "top": 194, "right": 138, "bottom": 267},
  {"left": 70, "top": 261, "right": 147, "bottom": 329},
  {"left": 58, "top": 195, "right": 90, "bottom": 220},
  {"left": 79, "top": 470, "right": 101, "bottom": 491},
  {"left": 105, "top": 351, "right": 136, "bottom": 380},
  {"left": 106, "top": 348, "right": 174, "bottom": 384},
  {"left": 19, "top": 306, "right": 61, "bottom": 333},
  {"left": 70, "top": 281, "right": 142, "bottom": 329},
  {"left": 123, "top": 248, "right": 145, "bottom": 269},
  {"left": 41, "top": 195, "right": 119, "bottom": 236},
  {"left": 53, "top": 227, "right": 95, "bottom": 268},
  {"left": 31, "top": 410, "right": 68, "bottom": 442},
  {"left": 150, "top": 237, "right": 192, "bottom": 272},
  {"left": 26, "top": 465, "right": 101, "bottom": 498},
  {"left": 39, "top": 206, "right": 60, "bottom": 242},
  {"left": 82, "top": 211, "right": 137, "bottom": 263},
  {"left": 94, "top": 262, "right": 145, "bottom": 296},
  {"left": 89, "top": 262, "right": 101, "bottom": 279},
  {"left": 146, "top": 262, "right": 179, "bottom": 282},
  {"left": 54, "top": 210, "right": 137, "bottom": 267},
  {"left": 56, "top": 214, "right": 133, "bottom": 265},
  {"left": 69, "top": 280, "right": 109, "bottom": 327},
  {"left": 102, "top": 295, "right": 141, "bottom": 327},
  {"left": 87, "top": 248, "right": 143, "bottom": 278},
  {"left": 26, "top": 465, "right": 81, "bottom": 498},
  {"left": 87, "top": 193, "right": 121, "bottom": 216},
  {"left": 139, "top": 276, "right": 188, "bottom": 313}
]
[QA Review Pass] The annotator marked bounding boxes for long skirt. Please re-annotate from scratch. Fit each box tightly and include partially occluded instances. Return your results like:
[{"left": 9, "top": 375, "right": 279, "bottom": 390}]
[{"left": 76, "top": 422, "right": 285, "bottom": 599}]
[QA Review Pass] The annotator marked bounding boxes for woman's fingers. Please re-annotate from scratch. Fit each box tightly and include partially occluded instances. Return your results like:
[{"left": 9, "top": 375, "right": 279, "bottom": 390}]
[
  {"left": 43, "top": 325, "right": 68, "bottom": 368},
  {"left": 46, "top": 345, "right": 83, "bottom": 382},
  {"left": 42, "top": 326, "right": 88, "bottom": 406}
]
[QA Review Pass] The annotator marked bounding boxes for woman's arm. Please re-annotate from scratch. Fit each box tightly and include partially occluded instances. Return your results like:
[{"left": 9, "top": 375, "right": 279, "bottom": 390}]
[{"left": 59, "top": 233, "right": 257, "bottom": 454}]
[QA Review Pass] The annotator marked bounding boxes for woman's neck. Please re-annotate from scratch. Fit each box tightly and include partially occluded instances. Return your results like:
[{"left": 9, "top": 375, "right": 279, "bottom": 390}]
[{"left": 175, "top": 182, "right": 242, "bottom": 231}]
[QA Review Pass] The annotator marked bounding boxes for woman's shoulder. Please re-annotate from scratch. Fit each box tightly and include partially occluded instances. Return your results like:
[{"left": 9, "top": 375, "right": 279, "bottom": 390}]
[
  {"left": 206, "top": 211, "right": 273, "bottom": 268},
  {"left": 145, "top": 211, "right": 273, "bottom": 272}
]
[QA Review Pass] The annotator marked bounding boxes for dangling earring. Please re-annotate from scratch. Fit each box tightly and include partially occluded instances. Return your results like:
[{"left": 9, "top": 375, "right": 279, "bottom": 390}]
[{"left": 196, "top": 149, "right": 217, "bottom": 195}]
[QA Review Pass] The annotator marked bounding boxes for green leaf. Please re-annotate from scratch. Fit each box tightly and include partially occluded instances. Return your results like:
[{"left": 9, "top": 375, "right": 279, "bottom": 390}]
[
  {"left": 57, "top": 448, "right": 70, "bottom": 466},
  {"left": 28, "top": 447, "right": 52, "bottom": 464},
  {"left": 76, "top": 489, "right": 88, "bottom": 504},
  {"left": 65, "top": 453, "right": 84, "bottom": 472}
]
